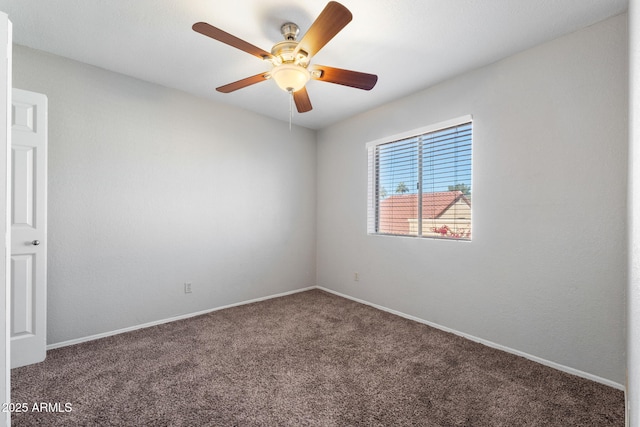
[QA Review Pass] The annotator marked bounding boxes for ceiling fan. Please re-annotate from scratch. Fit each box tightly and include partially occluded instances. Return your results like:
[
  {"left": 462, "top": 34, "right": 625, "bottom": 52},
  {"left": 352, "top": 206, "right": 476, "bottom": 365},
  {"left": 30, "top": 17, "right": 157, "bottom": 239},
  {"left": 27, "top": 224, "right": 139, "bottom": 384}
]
[{"left": 192, "top": 1, "right": 378, "bottom": 113}]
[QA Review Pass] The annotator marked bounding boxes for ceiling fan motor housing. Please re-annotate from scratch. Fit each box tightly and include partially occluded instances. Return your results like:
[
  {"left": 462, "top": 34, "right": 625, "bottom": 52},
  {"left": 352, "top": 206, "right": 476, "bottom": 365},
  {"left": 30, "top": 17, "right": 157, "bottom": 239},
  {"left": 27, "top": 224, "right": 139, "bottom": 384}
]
[
  {"left": 272, "top": 23, "right": 309, "bottom": 67},
  {"left": 280, "top": 22, "right": 299, "bottom": 41}
]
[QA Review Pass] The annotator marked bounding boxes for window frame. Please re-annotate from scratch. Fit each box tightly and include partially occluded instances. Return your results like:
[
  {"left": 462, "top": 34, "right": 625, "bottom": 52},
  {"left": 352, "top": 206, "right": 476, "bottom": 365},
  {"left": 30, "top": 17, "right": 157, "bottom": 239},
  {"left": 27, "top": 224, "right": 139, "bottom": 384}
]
[{"left": 366, "top": 115, "right": 473, "bottom": 241}]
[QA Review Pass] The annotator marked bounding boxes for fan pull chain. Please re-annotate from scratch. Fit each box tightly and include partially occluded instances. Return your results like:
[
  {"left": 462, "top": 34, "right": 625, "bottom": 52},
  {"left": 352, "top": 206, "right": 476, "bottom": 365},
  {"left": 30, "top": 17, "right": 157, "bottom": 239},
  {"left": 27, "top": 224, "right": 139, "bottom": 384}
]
[{"left": 288, "top": 90, "right": 293, "bottom": 131}]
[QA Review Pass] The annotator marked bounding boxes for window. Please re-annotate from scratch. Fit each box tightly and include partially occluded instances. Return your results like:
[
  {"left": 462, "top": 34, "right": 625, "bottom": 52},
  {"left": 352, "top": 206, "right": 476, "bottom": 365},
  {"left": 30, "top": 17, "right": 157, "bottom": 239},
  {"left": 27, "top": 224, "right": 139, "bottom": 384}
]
[{"left": 367, "top": 116, "right": 472, "bottom": 240}]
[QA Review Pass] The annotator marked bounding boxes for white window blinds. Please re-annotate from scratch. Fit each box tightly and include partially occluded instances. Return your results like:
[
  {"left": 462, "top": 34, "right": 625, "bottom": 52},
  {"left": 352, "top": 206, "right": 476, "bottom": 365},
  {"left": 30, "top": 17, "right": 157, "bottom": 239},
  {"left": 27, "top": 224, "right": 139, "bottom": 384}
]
[{"left": 367, "top": 117, "right": 472, "bottom": 240}]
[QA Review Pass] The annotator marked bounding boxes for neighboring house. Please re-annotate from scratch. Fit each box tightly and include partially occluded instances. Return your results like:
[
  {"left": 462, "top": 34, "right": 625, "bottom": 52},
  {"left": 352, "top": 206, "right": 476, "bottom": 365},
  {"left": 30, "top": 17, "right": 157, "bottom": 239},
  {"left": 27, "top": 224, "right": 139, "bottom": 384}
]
[{"left": 378, "top": 191, "right": 471, "bottom": 237}]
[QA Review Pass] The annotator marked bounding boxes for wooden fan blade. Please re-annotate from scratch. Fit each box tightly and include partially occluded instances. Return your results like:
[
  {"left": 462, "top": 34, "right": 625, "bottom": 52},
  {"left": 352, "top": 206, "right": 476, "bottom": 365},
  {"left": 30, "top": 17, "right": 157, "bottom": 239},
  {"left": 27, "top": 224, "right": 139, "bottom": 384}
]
[
  {"left": 294, "top": 2, "right": 352, "bottom": 58},
  {"left": 216, "top": 72, "right": 270, "bottom": 93},
  {"left": 312, "top": 65, "right": 378, "bottom": 90},
  {"left": 293, "top": 87, "right": 313, "bottom": 113},
  {"left": 193, "top": 22, "right": 273, "bottom": 60}
]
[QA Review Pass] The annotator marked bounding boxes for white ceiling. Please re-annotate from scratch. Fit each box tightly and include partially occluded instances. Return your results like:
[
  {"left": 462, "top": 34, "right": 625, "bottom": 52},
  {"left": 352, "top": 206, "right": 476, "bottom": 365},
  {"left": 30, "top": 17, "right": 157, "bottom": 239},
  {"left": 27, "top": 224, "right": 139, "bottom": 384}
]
[{"left": 0, "top": 0, "right": 629, "bottom": 130}]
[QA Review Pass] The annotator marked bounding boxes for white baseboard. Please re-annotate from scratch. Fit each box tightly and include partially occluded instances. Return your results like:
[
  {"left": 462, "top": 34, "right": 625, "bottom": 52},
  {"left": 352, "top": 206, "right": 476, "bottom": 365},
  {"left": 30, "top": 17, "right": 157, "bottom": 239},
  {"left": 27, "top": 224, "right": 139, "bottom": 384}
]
[
  {"left": 315, "top": 286, "right": 626, "bottom": 392},
  {"left": 47, "top": 286, "right": 316, "bottom": 351}
]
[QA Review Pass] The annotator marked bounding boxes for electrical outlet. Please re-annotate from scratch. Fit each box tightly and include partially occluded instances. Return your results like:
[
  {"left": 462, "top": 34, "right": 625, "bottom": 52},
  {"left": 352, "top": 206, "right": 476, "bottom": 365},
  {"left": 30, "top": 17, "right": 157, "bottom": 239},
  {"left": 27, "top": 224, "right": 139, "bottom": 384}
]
[
  {"left": 184, "top": 282, "right": 192, "bottom": 294},
  {"left": 354, "top": 272, "right": 359, "bottom": 282}
]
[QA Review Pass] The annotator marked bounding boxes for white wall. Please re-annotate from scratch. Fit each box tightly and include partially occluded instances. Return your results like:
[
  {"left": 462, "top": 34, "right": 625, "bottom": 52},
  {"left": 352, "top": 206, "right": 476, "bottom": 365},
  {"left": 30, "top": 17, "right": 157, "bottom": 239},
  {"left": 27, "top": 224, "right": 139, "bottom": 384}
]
[
  {"left": 317, "top": 14, "right": 628, "bottom": 385},
  {"left": 0, "top": 12, "right": 9, "bottom": 427},
  {"left": 12, "top": 45, "right": 317, "bottom": 345},
  {"left": 629, "top": 0, "right": 640, "bottom": 423}
]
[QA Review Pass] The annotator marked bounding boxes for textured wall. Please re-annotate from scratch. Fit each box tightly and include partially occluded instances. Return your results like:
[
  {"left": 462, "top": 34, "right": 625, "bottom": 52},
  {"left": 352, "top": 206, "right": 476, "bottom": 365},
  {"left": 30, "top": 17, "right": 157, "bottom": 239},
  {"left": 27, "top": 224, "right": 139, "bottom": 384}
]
[
  {"left": 317, "top": 15, "right": 628, "bottom": 385},
  {"left": 13, "top": 45, "right": 317, "bottom": 344},
  {"left": 629, "top": 0, "right": 639, "bottom": 423},
  {"left": 0, "top": 12, "right": 9, "bottom": 427}
]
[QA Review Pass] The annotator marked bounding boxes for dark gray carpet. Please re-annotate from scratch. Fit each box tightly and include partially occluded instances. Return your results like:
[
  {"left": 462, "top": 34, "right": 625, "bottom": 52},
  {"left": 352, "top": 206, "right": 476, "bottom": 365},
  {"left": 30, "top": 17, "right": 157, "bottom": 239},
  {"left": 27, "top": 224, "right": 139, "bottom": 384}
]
[{"left": 11, "top": 289, "right": 624, "bottom": 426}]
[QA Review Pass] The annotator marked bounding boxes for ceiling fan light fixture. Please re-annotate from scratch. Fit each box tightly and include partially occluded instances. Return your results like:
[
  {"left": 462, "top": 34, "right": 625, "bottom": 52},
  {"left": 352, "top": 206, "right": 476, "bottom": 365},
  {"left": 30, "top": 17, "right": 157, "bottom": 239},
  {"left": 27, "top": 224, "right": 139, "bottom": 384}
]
[{"left": 271, "top": 63, "right": 310, "bottom": 93}]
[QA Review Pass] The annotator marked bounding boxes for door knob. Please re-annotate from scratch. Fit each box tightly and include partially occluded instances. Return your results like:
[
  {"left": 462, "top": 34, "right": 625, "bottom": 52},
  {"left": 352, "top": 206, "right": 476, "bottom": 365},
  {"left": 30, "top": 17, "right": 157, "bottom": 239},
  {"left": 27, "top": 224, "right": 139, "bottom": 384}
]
[{"left": 31, "top": 240, "right": 40, "bottom": 246}]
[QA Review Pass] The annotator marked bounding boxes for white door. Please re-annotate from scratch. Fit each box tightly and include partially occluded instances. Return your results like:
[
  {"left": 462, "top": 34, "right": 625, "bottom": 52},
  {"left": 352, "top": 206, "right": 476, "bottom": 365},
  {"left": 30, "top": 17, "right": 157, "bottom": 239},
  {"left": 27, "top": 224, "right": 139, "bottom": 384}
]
[{"left": 10, "top": 88, "right": 47, "bottom": 368}]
